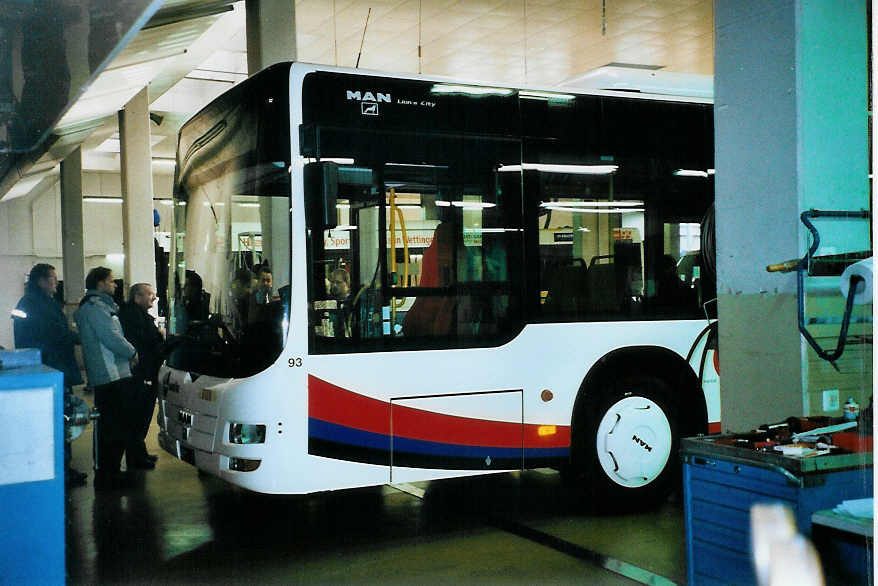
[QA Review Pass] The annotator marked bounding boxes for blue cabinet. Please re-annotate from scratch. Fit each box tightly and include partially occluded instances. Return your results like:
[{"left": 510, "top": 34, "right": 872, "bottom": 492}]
[
  {"left": 682, "top": 436, "right": 872, "bottom": 586},
  {"left": 0, "top": 365, "right": 65, "bottom": 584}
]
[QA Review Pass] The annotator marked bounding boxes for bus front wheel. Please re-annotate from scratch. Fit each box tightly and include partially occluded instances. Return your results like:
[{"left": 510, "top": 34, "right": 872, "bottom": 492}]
[{"left": 573, "top": 374, "right": 680, "bottom": 511}]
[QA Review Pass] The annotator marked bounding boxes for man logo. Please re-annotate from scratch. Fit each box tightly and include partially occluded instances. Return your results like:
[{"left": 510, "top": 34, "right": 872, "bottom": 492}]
[
  {"left": 632, "top": 434, "right": 653, "bottom": 452},
  {"left": 346, "top": 90, "right": 391, "bottom": 103},
  {"left": 361, "top": 102, "right": 378, "bottom": 116}
]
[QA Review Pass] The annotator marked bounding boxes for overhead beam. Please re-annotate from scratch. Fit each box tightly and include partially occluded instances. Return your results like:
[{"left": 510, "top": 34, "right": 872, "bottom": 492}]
[{"left": 144, "top": 0, "right": 236, "bottom": 30}]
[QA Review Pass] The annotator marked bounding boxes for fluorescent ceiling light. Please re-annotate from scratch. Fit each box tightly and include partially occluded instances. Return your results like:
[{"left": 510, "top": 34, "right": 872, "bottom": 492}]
[
  {"left": 435, "top": 200, "right": 495, "bottom": 209},
  {"left": 331, "top": 225, "right": 358, "bottom": 231},
  {"left": 385, "top": 163, "right": 448, "bottom": 169},
  {"left": 430, "top": 84, "right": 514, "bottom": 96},
  {"left": 541, "top": 201, "right": 642, "bottom": 208},
  {"left": 452, "top": 201, "right": 495, "bottom": 209},
  {"left": 305, "top": 157, "right": 355, "bottom": 164},
  {"left": 463, "top": 228, "right": 522, "bottom": 233},
  {"left": 576, "top": 208, "right": 644, "bottom": 214},
  {"left": 673, "top": 169, "right": 709, "bottom": 178},
  {"left": 542, "top": 203, "right": 644, "bottom": 214},
  {"left": 236, "top": 202, "right": 260, "bottom": 207},
  {"left": 157, "top": 200, "right": 173, "bottom": 205},
  {"left": 499, "top": 163, "right": 619, "bottom": 175},
  {"left": 519, "top": 90, "right": 576, "bottom": 101},
  {"left": 84, "top": 197, "right": 123, "bottom": 203}
]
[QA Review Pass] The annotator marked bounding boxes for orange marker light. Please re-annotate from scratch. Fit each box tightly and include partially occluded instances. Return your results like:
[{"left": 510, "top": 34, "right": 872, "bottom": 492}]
[{"left": 537, "top": 425, "right": 557, "bottom": 437}]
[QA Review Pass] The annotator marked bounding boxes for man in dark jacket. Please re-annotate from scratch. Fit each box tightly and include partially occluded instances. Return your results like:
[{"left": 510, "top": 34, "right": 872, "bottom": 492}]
[
  {"left": 13, "top": 263, "right": 87, "bottom": 486},
  {"left": 118, "top": 283, "right": 163, "bottom": 469}
]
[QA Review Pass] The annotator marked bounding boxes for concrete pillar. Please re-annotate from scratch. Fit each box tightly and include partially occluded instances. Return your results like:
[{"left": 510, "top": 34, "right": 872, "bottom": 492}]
[
  {"left": 245, "top": 0, "right": 295, "bottom": 289},
  {"left": 59, "top": 146, "right": 85, "bottom": 306},
  {"left": 714, "top": 0, "right": 868, "bottom": 432},
  {"left": 118, "top": 86, "right": 156, "bottom": 298},
  {"left": 245, "top": 0, "right": 296, "bottom": 75}
]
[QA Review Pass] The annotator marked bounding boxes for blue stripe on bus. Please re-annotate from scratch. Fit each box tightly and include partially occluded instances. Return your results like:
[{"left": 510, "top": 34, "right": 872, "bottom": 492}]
[
  {"left": 523, "top": 447, "right": 570, "bottom": 458},
  {"left": 309, "top": 418, "right": 390, "bottom": 451},
  {"left": 309, "top": 418, "right": 569, "bottom": 460},
  {"left": 393, "top": 436, "right": 522, "bottom": 459}
]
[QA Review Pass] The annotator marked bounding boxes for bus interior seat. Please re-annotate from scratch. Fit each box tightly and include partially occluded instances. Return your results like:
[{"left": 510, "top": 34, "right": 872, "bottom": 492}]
[
  {"left": 585, "top": 259, "right": 619, "bottom": 313},
  {"left": 402, "top": 222, "right": 458, "bottom": 337},
  {"left": 543, "top": 258, "right": 588, "bottom": 316}
]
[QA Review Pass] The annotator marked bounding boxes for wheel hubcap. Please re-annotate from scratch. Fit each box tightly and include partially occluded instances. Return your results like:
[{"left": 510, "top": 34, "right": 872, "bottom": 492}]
[{"left": 595, "top": 396, "right": 671, "bottom": 488}]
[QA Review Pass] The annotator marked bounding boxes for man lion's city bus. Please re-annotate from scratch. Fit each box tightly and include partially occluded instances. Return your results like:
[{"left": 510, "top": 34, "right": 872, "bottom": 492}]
[{"left": 157, "top": 62, "right": 719, "bottom": 509}]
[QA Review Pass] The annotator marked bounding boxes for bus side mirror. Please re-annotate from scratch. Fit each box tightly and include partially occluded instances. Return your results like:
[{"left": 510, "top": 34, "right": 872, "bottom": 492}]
[{"left": 304, "top": 162, "right": 338, "bottom": 229}]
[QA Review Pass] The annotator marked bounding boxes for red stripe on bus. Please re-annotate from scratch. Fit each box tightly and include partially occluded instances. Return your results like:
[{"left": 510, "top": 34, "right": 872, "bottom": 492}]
[
  {"left": 308, "top": 375, "right": 570, "bottom": 449},
  {"left": 708, "top": 422, "right": 721, "bottom": 434},
  {"left": 308, "top": 375, "right": 391, "bottom": 435}
]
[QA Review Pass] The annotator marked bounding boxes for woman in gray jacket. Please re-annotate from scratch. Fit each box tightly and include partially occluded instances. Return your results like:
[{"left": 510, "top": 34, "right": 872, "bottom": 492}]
[{"left": 74, "top": 267, "right": 138, "bottom": 489}]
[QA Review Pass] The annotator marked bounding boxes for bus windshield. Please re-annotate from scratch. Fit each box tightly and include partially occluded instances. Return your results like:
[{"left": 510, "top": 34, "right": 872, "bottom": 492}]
[{"left": 168, "top": 66, "right": 292, "bottom": 378}]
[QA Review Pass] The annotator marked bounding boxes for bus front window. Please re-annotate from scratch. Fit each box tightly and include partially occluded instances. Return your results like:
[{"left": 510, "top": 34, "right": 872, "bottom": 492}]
[{"left": 169, "top": 163, "right": 291, "bottom": 377}]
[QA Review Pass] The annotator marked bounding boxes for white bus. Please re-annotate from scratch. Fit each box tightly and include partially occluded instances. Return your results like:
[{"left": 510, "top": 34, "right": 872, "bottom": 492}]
[{"left": 157, "top": 62, "right": 719, "bottom": 509}]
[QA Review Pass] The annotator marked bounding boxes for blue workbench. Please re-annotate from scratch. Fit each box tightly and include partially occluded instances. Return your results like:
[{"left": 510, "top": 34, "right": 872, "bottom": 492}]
[
  {"left": 0, "top": 364, "right": 64, "bottom": 584},
  {"left": 682, "top": 435, "right": 873, "bottom": 586}
]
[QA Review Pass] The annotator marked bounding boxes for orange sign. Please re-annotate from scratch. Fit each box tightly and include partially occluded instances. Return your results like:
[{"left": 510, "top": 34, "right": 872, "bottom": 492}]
[{"left": 613, "top": 228, "right": 633, "bottom": 241}]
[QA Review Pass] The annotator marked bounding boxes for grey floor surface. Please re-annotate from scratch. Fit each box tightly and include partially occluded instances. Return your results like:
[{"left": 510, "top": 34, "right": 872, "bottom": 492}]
[{"left": 65, "top": 392, "right": 686, "bottom": 585}]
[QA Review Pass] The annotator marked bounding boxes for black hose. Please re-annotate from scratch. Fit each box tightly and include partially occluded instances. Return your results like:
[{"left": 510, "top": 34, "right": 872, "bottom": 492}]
[
  {"left": 700, "top": 204, "right": 716, "bottom": 278},
  {"left": 698, "top": 324, "right": 718, "bottom": 386},
  {"left": 796, "top": 209, "right": 871, "bottom": 365}
]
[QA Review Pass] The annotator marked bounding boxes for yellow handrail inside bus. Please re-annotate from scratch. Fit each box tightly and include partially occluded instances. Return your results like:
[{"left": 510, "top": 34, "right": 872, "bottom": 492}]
[{"left": 388, "top": 188, "right": 409, "bottom": 316}]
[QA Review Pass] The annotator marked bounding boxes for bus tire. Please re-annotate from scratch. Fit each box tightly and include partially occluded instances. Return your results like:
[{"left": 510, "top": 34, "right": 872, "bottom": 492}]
[{"left": 573, "top": 372, "right": 680, "bottom": 512}]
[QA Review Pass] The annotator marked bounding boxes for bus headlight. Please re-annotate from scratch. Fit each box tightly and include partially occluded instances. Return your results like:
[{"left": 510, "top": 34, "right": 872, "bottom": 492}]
[
  {"left": 229, "top": 458, "right": 261, "bottom": 472},
  {"left": 229, "top": 423, "right": 266, "bottom": 444}
]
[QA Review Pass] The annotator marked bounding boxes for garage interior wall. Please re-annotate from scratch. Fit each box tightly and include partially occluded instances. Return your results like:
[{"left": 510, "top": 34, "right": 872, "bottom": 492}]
[
  {"left": 0, "top": 169, "right": 173, "bottom": 348},
  {"left": 715, "top": 0, "right": 870, "bottom": 432}
]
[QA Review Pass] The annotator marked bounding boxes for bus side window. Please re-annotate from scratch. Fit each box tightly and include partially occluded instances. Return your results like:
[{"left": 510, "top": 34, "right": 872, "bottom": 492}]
[{"left": 402, "top": 221, "right": 458, "bottom": 337}]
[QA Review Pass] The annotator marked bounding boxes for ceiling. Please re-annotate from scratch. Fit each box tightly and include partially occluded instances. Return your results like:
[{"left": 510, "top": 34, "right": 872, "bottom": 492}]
[{"left": 1, "top": 0, "right": 714, "bottom": 201}]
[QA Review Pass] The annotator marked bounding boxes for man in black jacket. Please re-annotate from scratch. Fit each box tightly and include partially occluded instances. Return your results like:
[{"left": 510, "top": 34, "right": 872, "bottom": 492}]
[
  {"left": 13, "top": 263, "right": 87, "bottom": 486},
  {"left": 118, "top": 283, "right": 163, "bottom": 469}
]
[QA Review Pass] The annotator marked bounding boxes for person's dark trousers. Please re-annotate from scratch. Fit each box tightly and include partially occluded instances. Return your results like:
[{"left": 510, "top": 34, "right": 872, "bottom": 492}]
[
  {"left": 126, "top": 378, "right": 156, "bottom": 464},
  {"left": 93, "top": 378, "right": 139, "bottom": 476}
]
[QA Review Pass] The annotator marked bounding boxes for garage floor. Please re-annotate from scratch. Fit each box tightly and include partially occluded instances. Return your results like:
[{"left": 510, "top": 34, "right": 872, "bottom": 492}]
[{"left": 65, "top": 394, "right": 686, "bottom": 585}]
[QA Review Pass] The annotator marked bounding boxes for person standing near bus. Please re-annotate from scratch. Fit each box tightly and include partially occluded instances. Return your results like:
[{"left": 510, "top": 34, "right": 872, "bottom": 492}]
[
  {"left": 118, "top": 283, "right": 163, "bottom": 470},
  {"left": 12, "top": 263, "right": 87, "bottom": 487},
  {"left": 74, "top": 267, "right": 138, "bottom": 489},
  {"left": 247, "top": 264, "right": 274, "bottom": 324}
]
